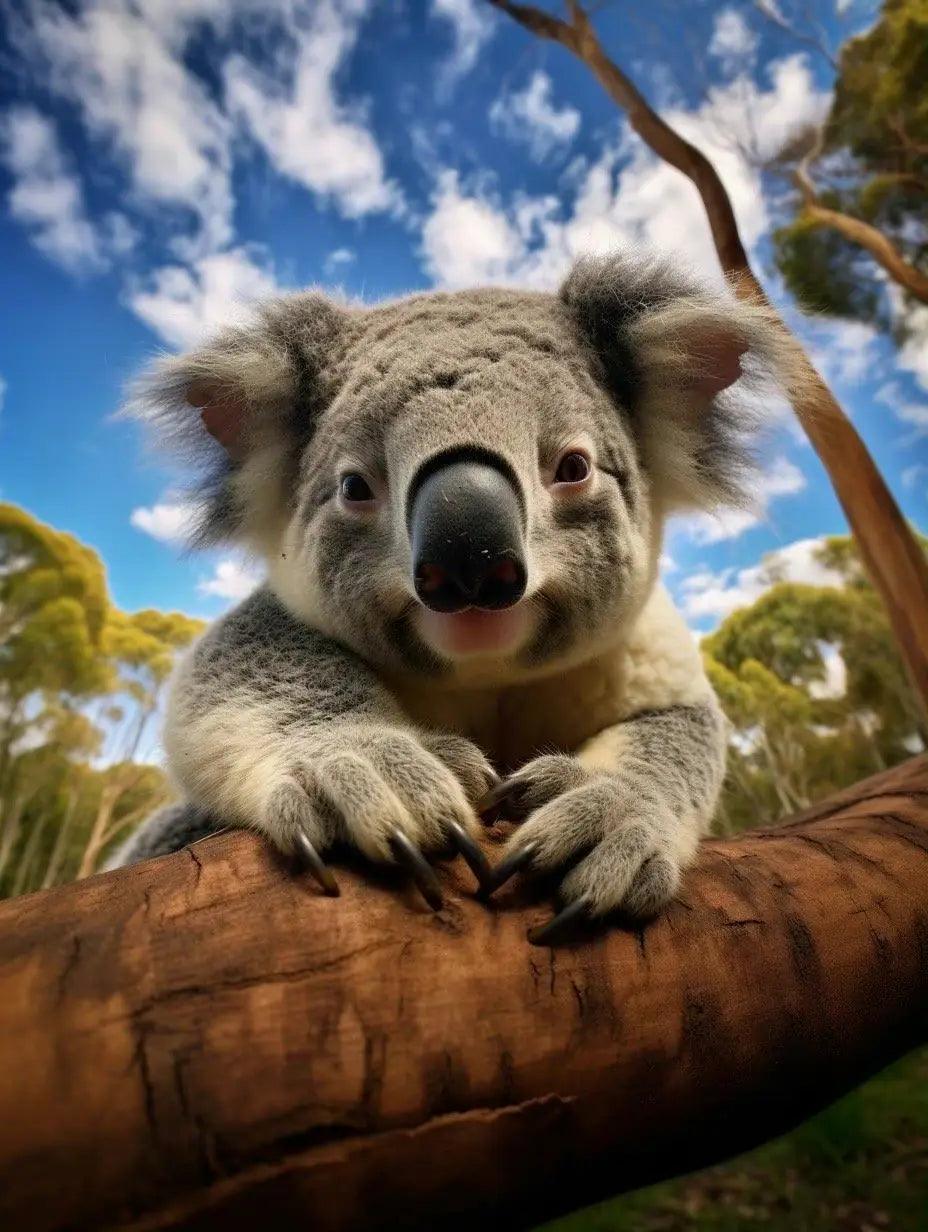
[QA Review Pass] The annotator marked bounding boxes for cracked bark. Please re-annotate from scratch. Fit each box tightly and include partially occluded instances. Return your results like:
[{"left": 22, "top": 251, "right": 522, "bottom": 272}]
[{"left": 0, "top": 756, "right": 927, "bottom": 1231}]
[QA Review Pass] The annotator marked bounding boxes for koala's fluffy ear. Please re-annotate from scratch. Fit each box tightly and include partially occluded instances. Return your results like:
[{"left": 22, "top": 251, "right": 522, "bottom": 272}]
[
  {"left": 561, "top": 253, "right": 791, "bottom": 512},
  {"left": 130, "top": 292, "right": 345, "bottom": 545}
]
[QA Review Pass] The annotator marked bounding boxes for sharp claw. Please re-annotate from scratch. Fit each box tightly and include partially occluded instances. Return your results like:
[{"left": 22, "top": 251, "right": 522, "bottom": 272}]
[
  {"left": 446, "top": 820, "right": 492, "bottom": 890},
  {"left": 481, "top": 840, "right": 539, "bottom": 897},
  {"left": 476, "top": 775, "right": 526, "bottom": 818},
  {"left": 390, "top": 829, "right": 444, "bottom": 911},
  {"left": 527, "top": 896, "right": 592, "bottom": 946},
  {"left": 293, "top": 833, "right": 340, "bottom": 897}
]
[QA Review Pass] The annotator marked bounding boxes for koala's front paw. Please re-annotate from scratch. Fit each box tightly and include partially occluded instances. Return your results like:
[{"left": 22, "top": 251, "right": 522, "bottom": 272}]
[
  {"left": 480, "top": 757, "right": 696, "bottom": 943},
  {"left": 267, "top": 726, "right": 497, "bottom": 907}
]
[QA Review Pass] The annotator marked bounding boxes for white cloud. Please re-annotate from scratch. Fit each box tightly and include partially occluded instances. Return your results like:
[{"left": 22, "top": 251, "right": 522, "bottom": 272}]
[
  {"left": 680, "top": 536, "right": 845, "bottom": 622},
  {"left": 681, "top": 456, "right": 807, "bottom": 545},
  {"left": 20, "top": 0, "right": 235, "bottom": 255},
  {"left": 421, "top": 170, "right": 525, "bottom": 287},
  {"left": 876, "top": 381, "right": 928, "bottom": 439},
  {"left": 0, "top": 107, "right": 104, "bottom": 272},
  {"left": 489, "top": 71, "right": 581, "bottom": 161},
  {"left": 805, "top": 317, "right": 880, "bottom": 388},
  {"left": 323, "top": 246, "right": 356, "bottom": 276},
  {"left": 709, "top": 9, "right": 759, "bottom": 70},
  {"left": 431, "top": 0, "right": 495, "bottom": 92},
  {"left": 127, "top": 247, "right": 279, "bottom": 349},
  {"left": 895, "top": 301, "right": 928, "bottom": 396},
  {"left": 902, "top": 464, "right": 927, "bottom": 491},
  {"left": 198, "top": 557, "right": 264, "bottom": 601},
  {"left": 224, "top": 1, "right": 401, "bottom": 220},
  {"left": 131, "top": 499, "right": 200, "bottom": 543},
  {"left": 419, "top": 54, "right": 829, "bottom": 290}
]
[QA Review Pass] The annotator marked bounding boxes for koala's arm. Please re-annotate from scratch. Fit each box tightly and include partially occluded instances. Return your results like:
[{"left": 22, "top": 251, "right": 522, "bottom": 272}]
[
  {"left": 149, "top": 588, "right": 494, "bottom": 869},
  {"left": 486, "top": 587, "right": 726, "bottom": 926}
]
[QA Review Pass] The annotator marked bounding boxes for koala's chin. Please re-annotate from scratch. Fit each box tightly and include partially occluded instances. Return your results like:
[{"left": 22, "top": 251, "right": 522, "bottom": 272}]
[{"left": 414, "top": 602, "right": 534, "bottom": 662}]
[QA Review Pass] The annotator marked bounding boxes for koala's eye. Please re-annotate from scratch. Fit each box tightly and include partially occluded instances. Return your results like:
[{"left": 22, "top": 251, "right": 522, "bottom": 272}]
[
  {"left": 554, "top": 451, "right": 591, "bottom": 486},
  {"left": 340, "top": 473, "right": 374, "bottom": 503}
]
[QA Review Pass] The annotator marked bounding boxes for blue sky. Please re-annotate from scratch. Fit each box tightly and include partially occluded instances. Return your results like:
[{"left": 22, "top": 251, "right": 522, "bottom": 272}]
[{"left": 0, "top": 0, "right": 925, "bottom": 634}]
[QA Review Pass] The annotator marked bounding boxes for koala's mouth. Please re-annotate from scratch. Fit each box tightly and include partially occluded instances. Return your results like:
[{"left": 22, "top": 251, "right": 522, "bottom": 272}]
[{"left": 414, "top": 603, "right": 532, "bottom": 659}]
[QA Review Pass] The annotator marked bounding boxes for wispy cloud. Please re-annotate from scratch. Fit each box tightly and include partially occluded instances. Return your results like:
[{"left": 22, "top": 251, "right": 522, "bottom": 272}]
[
  {"left": 0, "top": 107, "right": 105, "bottom": 273},
  {"left": 876, "top": 381, "right": 928, "bottom": 440},
  {"left": 680, "top": 456, "right": 807, "bottom": 545},
  {"left": 323, "top": 246, "right": 357, "bottom": 276},
  {"left": 419, "top": 53, "right": 830, "bottom": 289},
  {"left": 127, "top": 248, "right": 279, "bottom": 349},
  {"left": 679, "top": 537, "right": 845, "bottom": 623},
  {"left": 431, "top": 0, "right": 496, "bottom": 94},
  {"left": 489, "top": 72, "right": 581, "bottom": 162},
  {"left": 224, "top": 0, "right": 402, "bottom": 221},
  {"left": 17, "top": 0, "right": 235, "bottom": 256},
  {"left": 709, "top": 9, "right": 758, "bottom": 71}
]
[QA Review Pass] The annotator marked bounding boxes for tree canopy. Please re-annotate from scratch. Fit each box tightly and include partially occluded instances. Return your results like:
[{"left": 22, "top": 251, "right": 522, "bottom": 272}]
[
  {"left": 774, "top": 0, "right": 928, "bottom": 323},
  {"left": 703, "top": 532, "right": 927, "bottom": 831},
  {"left": 0, "top": 503, "right": 204, "bottom": 894}
]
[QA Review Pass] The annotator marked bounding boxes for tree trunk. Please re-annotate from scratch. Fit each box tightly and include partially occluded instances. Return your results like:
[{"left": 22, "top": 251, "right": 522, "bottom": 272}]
[
  {"left": 1, "top": 756, "right": 927, "bottom": 1232},
  {"left": 40, "top": 789, "right": 79, "bottom": 890},
  {"left": 75, "top": 781, "right": 121, "bottom": 880},
  {"left": 486, "top": 1, "right": 928, "bottom": 719}
]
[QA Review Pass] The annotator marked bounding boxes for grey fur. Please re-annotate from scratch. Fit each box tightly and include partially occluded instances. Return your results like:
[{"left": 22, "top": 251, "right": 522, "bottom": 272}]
[
  {"left": 119, "top": 251, "right": 788, "bottom": 918},
  {"left": 496, "top": 702, "right": 727, "bottom": 916},
  {"left": 107, "top": 802, "right": 215, "bottom": 868}
]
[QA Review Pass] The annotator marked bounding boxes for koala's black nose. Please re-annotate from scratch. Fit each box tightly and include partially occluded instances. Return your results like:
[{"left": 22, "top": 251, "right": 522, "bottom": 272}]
[{"left": 408, "top": 456, "right": 527, "bottom": 613}]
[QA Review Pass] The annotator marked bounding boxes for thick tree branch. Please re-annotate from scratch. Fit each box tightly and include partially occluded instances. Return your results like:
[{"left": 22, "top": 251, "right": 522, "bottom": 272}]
[
  {"left": 487, "top": 0, "right": 928, "bottom": 717},
  {"left": 1, "top": 757, "right": 927, "bottom": 1231}
]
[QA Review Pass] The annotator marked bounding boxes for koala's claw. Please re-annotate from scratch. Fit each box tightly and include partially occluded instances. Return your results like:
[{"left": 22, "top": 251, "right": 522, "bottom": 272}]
[
  {"left": 527, "top": 896, "right": 592, "bottom": 947},
  {"left": 477, "top": 756, "right": 586, "bottom": 822},
  {"left": 446, "top": 819, "right": 493, "bottom": 890},
  {"left": 389, "top": 828, "right": 445, "bottom": 911},
  {"left": 477, "top": 775, "right": 528, "bottom": 819},
  {"left": 293, "top": 831, "right": 341, "bottom": 897},
  {"left": 480, "top": 840, "right": 539, "bottom": 896}
]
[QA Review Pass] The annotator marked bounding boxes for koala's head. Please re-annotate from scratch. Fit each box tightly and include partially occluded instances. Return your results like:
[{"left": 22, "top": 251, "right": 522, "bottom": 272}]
[{"left": 137, "top": 253, "right": 786, "bottom": 683}]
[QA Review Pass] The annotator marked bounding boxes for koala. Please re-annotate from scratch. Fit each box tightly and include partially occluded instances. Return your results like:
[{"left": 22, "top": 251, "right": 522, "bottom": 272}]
[{"left": 114, "top": 252, "right": 788, "bottom": 944}]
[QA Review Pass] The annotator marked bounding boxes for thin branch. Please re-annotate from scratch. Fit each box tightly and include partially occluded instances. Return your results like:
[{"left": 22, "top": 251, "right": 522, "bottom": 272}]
[
  {"left": 752, "top": 0, "right": 838, "bottom": 71},
  {"left": 795, "top": 130, "right": 928, "bottom": 305}
]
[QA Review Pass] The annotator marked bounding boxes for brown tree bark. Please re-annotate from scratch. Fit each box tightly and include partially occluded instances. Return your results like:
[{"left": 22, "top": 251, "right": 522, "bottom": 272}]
[
  {"left": 486, "top": 1, "right": 928, "bottom": 717},
  {"left": 1, "top": 756, "right": 927, "bottom": 1232}
]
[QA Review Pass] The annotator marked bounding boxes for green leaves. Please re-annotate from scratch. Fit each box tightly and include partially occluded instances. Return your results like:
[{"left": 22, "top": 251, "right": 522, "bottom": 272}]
[
  {"left": 775, "top": 0, "right": 927, "bottom": 325},
  {"left": 0, "top": 503, "right": 206, "bottom": 895},
  {"left": 703, "top": 534, "right": 927, "bottom": 833}
]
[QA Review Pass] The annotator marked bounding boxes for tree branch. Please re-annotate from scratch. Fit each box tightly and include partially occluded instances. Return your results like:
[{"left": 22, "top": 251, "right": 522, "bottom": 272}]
[
  {"left": 487, "top": 0, "right": 928, "bottom": 718},
  {"left": 752, "top": 0, "right": 838, "bottom": 71},
  {"left": 1, "top": 756, "right": 927, "bottom": 1231},
  {"left": 794, "top": 135, "right": 928, "bottom": 305}
]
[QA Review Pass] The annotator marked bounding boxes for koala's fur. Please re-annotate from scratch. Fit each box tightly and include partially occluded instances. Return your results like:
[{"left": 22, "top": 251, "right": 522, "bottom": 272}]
[{"left": 113, "top": 252, "right": 790, "bottom": 920}]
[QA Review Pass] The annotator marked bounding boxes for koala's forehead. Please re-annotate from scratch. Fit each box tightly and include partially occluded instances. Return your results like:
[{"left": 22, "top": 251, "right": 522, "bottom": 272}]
[{"left": 315, "top": 287, "right": 611, "bottom": 465}]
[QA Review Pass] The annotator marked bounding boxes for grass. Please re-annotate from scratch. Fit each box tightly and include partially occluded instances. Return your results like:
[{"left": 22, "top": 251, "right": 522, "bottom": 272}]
[{"left": 538, "top": 1048, "right": 928, "bottom": 1232}]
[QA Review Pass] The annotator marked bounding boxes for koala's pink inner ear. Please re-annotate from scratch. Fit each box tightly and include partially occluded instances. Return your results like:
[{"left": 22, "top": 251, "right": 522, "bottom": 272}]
[
  {"left": 687, "top": 330, "right": 749, "bottom": 400},
  {"left": 187, "top": 380, "right": 248, "bottom": 458}
]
